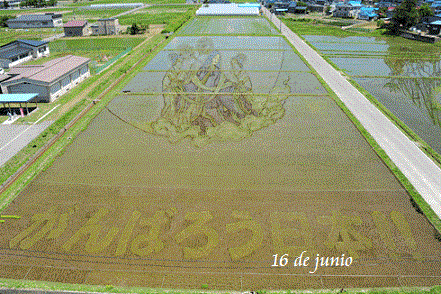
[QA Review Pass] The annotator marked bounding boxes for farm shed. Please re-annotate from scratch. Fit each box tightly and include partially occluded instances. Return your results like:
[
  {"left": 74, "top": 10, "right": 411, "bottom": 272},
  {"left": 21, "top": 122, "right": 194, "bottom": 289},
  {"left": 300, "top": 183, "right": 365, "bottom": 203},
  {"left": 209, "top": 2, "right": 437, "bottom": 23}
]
[
  {"left": 0, "top": 55, "right": 90, "bottom": 103},
  {"left": 0, "top": 39, "right": 49, "bottom": 69},
  {"left": 64, "top": 20, "right": 90, "bottom": 37}
]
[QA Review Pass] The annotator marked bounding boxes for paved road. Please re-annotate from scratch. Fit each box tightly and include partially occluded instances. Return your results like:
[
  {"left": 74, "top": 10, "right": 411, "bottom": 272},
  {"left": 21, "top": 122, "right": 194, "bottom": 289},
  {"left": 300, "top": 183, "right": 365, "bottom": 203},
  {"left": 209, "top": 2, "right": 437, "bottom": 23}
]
[
  {"left": 0, "top": 121, "right": 52, "bottom": 167},
  {"left": 114, "top": 4, "right": 150, "bottom": 18},
  {"left": 263, "top": 8, "right": 441, "bottom": 217}
]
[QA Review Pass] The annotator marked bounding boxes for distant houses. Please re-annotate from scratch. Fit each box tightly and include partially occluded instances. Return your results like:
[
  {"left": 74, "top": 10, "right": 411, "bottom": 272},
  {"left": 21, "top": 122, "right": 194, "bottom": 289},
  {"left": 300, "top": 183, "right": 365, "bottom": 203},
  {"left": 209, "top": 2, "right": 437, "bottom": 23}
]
[
  {"left": 358, "top": 6, "right": 377, "bottom": 20},
  {"left": 0, "top": 55, "right": 90, "bottom": 103},
  {"left": 64, "top": 20, "right": 90, "bottom": 37},
  {"left": 263, "top": 0, "right": 382, "bottom": 19},
  {"left": 6, "top": 13, "right": 63, "bottom": 29},
  {"left": 0, "top": 40, "right": 49, "bottom": 69},
  {"left": 333, "top": 1, "right": 362, "bottom": 18},
  {"left": 266, "top": 0, "right": 329, "bottom": 14}
]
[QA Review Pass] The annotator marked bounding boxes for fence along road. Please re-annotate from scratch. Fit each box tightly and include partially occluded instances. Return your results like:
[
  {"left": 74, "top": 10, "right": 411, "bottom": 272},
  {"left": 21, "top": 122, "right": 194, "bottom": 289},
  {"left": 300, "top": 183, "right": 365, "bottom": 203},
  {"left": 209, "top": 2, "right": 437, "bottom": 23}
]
[{"left": 262, "top": 8, "right": 441, "bottom": 218}]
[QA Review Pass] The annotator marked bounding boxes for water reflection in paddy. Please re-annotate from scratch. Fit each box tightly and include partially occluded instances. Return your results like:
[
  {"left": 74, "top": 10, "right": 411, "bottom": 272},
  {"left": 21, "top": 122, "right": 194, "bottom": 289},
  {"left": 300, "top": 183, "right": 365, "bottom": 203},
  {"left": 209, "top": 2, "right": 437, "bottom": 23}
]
[{"left": 304, "top": 35, "right": 441, "bottom": 154}]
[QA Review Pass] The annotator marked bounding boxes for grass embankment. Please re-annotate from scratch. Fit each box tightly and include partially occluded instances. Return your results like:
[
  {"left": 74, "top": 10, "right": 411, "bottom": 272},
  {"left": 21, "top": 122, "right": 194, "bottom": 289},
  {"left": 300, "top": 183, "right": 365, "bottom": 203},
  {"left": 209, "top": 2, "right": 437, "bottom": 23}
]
[
  {"left": 277, "top": 22, "right": 441, "bottom": 239},
  {"left": 0, "top": 279, "right": 441, "bottom": 294}
]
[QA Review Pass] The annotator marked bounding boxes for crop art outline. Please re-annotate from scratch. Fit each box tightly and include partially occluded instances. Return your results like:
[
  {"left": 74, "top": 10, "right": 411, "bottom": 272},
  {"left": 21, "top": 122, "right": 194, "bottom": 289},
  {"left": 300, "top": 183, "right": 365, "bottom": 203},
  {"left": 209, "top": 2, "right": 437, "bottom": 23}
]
[{"left": 108, "top": 37, "right": 292, "bottom": 147}]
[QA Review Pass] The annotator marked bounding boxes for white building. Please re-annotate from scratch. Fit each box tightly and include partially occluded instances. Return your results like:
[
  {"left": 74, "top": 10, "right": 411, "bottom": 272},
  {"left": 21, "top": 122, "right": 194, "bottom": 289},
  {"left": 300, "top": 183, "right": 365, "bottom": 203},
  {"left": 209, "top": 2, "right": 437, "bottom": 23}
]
[
  {"left": 0, "top": 39, "right": 49, "bottom": 69},
  {"left": 0, "top": 55, "right": 90, "bottom": 102}
]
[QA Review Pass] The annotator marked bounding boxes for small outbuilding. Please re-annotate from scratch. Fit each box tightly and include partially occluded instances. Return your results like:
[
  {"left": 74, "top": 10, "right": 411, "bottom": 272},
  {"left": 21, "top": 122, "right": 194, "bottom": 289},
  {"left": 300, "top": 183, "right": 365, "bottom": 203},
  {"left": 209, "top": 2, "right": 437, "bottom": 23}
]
[{"left": 64, "top": 20, "right": 90, "bottom": 37}]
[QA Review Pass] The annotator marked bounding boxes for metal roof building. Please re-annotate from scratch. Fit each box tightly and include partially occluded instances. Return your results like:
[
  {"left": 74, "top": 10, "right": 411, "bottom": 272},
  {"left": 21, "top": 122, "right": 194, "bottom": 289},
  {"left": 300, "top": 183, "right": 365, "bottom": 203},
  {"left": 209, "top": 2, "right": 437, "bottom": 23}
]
[
  {"left": 0, "top": 55, "right": 90, "bottom": 103},
  {"left": 0, "top": 39, "right": 49, "bottom": 69},
  {"left": 6, "top": 13, "right": 63, "bottom": 29}
]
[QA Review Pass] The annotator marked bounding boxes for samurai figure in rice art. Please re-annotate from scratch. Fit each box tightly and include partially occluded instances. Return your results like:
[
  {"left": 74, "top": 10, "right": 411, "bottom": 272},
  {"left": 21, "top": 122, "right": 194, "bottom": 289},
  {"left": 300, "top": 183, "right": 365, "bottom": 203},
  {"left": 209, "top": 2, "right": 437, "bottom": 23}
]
[{"left": 146, "top": 37, "right": 291, "bottom": 147}]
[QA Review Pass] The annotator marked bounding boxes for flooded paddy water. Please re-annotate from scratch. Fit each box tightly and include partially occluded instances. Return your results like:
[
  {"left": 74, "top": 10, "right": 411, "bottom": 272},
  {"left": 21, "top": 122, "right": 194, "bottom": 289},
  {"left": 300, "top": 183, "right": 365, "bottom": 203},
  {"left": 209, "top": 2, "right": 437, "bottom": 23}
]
[
  {"left": 1, "top": 18, "right": 441, "bottom": 290},
  {"left": 303, "top": 35, "right": 441, "bottom": 155}
]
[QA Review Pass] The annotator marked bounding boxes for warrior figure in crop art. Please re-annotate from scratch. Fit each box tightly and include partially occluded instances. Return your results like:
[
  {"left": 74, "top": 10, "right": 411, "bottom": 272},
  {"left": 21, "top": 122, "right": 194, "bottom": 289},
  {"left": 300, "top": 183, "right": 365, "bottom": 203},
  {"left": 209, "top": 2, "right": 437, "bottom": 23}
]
[{"left": 134, "top": 37, "right": 291, "bottom": 147}]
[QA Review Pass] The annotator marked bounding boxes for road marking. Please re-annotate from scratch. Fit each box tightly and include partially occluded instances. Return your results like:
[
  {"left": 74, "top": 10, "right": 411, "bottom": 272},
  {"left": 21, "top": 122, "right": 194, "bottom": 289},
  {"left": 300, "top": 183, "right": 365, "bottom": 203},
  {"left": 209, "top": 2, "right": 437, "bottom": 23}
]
[{"left": 0, "top": 105, "right": 59, "bottom": 153}]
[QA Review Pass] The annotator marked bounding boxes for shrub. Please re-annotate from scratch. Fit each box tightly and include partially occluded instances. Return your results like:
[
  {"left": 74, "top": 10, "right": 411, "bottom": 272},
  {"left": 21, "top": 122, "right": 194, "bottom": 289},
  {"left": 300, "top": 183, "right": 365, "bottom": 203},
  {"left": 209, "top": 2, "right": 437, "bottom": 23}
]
[{"left": 377, "top": 19, "right": 385, "bottom": 28}]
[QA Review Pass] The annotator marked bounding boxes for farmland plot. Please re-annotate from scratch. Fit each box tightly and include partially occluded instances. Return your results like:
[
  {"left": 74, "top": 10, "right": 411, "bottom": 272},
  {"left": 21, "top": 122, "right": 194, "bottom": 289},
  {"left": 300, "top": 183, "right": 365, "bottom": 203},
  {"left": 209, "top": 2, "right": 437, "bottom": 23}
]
[{"left": 1, "top": 17, "right": 440, "bottom": 290}]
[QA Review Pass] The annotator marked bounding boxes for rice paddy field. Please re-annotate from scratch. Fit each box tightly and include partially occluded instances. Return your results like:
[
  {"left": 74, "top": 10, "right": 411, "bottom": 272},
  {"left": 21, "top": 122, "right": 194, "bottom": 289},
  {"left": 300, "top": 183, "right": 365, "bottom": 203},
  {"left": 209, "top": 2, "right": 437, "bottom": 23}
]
[
  {"left": 1, "top": 17, "right": 441, "bottom": 291},
  {"left": 303, "top": 35, "right": 441, "bottom": 156},
  {"left": 178, "top": 16, "right": 279, "bottom": 35},
  {"left": 117, "top": 5, "right": 193, "bottom": 27}
]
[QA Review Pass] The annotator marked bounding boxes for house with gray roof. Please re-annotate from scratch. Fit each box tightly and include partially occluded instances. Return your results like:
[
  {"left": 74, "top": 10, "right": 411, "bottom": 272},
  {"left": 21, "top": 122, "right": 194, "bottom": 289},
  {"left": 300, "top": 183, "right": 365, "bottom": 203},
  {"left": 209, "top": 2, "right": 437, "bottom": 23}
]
[
  {"left": 0, "top": 39, "right": 49, "bottom": 69},
  {"left": 6, "top": 13, "right": 63, "bottom": 29},
  {"left": 0, "top": 55, "right": 90, "bottom": 102},
  {"left": 91, "top": 18, "right": 120, "bottom": 35}
]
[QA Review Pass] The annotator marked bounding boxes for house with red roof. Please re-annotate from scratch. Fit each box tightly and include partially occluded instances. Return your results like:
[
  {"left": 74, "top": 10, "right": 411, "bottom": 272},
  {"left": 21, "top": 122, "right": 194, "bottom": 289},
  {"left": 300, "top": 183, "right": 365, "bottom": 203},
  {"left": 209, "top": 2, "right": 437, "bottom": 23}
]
[
  {"left": 0, "top": 55, "right": 90, "bottom": 102},
  {"left": 63, "top": 20, "right": 90, "bottom": 37}
]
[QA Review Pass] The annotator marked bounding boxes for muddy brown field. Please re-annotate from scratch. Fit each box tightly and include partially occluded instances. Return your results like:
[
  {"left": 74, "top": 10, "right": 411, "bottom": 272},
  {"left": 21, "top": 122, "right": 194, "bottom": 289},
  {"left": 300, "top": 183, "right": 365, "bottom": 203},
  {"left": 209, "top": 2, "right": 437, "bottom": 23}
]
[{"left": 0, "top": 17, "right": 441, "bottom": 291}]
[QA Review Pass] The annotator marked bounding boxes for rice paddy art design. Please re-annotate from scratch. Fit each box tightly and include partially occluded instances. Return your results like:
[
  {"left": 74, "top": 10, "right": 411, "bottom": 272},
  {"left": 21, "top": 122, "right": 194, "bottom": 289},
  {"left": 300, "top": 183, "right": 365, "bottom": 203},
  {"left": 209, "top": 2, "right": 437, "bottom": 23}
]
[{"left": 123, "top": 37, "right": 291, "bottom": 147}]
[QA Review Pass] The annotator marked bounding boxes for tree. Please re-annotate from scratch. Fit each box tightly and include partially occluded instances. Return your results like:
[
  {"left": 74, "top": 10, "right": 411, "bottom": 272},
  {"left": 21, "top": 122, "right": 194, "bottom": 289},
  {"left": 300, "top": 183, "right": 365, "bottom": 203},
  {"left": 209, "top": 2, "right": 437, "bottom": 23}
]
[
  {"left": 377, "top": 18, "right": 385, "bottom": 28},
  {"left": 47, "top": 0, "right": 57, "bottom": 6},
  {"left": 129, "top": 23, "right": 140, "bottom": 35},
  {"left": 418, "top": 3, "right": 434, "bottom": 18},
  {"left": 4, "top": 1, "right": 9, "bottom": 8},
  {"left": 0, "top": 15, "right": 14, "bottom": 27},
  {"left": 389, "top": 0, "right": 419, "bottom": 31}
]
